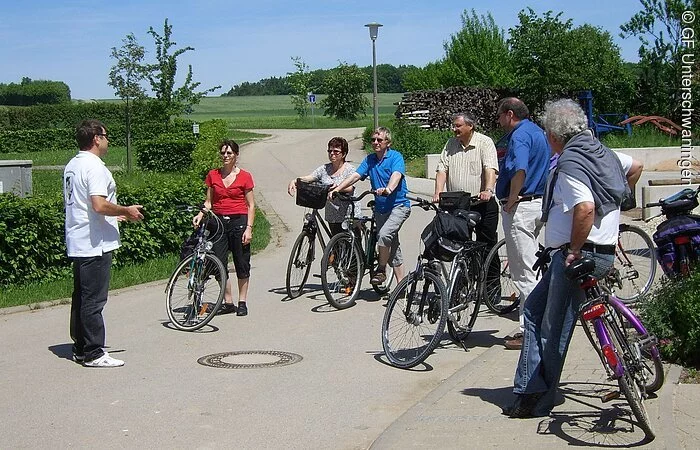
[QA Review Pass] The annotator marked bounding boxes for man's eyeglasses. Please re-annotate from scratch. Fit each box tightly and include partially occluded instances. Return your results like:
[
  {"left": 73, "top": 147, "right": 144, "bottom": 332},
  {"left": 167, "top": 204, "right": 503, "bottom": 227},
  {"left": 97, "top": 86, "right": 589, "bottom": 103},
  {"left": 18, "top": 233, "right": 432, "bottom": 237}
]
[
  {"left": 220, "top": 151, "right": 236, "bottom": 156},
  {"left": 327, "top": 149, "right": 343, "bottom": 154},
  {"left": 97, "top": 133, "right": 109, "bottom": 139},
  {"left": 371, "top": 137, "right": 384, "bottom": 142}
]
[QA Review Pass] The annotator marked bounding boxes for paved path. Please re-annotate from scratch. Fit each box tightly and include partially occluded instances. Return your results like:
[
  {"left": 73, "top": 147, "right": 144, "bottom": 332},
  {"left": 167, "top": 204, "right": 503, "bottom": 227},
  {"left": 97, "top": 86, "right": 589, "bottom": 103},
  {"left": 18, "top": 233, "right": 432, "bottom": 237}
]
[{"left": 1, "top": 129, "right": 697, "bottom": 449}]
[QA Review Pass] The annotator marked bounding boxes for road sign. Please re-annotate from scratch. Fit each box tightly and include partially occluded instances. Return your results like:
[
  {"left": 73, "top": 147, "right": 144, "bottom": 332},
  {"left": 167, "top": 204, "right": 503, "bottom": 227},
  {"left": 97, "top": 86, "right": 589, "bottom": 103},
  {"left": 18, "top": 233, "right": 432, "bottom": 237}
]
[{"left": 308, "top": 94, "right": 316, "bottom": 104}]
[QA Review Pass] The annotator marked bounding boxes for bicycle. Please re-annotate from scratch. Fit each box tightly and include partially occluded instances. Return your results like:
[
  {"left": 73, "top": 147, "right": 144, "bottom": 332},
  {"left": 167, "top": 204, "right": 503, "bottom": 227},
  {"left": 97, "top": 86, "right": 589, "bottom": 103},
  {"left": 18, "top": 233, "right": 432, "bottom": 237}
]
[
  {"left": 381, "top": 193, "right": 484, "bottom": 368},
  {"left": 646, "top": 185, "right": 700, "bottom": 278},
  {"left": 483, "top": 221, "right": 657, "bottom": 313},
  {"left": 604, "top": 223, "right": 656, "bottom": 303},
  {"left": 320, "top": 190, "right": 395, "bottom": 309},
  {"left": 165, "top": 206, "right": 227, "bottom": 331},
  {"left": 566, "top": 256, "right": 664, "bottom": 441},
  {"left": 285, "top": 208, "right": 333, "bottom": 299}
]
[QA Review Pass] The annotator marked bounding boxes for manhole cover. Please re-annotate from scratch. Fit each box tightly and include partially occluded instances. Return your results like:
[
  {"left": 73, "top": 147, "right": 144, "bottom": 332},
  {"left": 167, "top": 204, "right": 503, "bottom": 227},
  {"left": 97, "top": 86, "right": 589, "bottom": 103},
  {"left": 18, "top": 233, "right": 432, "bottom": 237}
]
[{"left": 197, "top": 350, "right": 303, "bottom": 369}]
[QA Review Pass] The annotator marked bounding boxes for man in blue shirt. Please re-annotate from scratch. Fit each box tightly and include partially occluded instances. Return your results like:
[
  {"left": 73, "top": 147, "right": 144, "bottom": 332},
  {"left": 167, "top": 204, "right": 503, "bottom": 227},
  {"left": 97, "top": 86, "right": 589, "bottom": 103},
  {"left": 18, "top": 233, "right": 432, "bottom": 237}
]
[
  {"left": 496, "top": 98, "right": 550, "bottom": 350},
  {"left": 330, "top": 127, "right": 410, "bottom": 284}
]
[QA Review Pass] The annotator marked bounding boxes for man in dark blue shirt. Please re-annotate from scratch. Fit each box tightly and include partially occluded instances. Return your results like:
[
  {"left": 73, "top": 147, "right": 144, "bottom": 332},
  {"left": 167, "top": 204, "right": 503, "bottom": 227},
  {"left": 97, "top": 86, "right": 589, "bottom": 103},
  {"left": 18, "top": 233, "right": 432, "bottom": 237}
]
[{"left": 496, "top": 98, "right": 550, "bottom": 350}]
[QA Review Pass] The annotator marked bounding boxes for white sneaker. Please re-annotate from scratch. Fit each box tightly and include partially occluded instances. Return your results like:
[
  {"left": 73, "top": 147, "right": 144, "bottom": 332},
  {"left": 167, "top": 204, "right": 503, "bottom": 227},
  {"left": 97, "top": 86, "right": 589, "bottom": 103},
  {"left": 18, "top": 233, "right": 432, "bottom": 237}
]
[{"left": 83, "top": 352, "right": 124, "bottom": 368}]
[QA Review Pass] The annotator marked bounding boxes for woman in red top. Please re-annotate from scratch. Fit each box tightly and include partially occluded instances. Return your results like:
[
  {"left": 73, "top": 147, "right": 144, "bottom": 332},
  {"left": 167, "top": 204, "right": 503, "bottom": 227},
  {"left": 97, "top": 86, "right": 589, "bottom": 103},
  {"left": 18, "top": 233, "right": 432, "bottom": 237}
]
[{"left": 193, "top": 140, "right": 255, "bottom": 316}]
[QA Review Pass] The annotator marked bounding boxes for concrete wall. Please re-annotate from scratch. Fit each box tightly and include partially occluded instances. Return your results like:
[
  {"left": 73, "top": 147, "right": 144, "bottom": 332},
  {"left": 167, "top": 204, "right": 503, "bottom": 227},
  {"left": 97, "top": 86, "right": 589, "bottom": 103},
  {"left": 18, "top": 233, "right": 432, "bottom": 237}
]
[{"left": 0, "top": 160, "right": 32, "bottom": 197}]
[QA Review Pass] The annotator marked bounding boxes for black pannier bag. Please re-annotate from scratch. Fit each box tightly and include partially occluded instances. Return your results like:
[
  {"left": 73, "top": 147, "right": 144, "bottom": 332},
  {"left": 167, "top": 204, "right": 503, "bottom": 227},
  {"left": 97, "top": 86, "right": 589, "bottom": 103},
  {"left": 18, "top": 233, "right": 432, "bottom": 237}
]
[
  {"left": 421, "top": 209, "right": 481, "bottom": 261},
  {"left": 295, "top": 179, "right": 331, "bottom": 209}
]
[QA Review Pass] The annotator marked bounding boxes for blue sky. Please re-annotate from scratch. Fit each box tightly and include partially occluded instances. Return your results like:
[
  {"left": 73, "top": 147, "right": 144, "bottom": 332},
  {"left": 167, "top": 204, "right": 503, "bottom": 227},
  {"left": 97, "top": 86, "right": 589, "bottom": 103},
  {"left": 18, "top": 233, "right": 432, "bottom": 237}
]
[{"left": 0, "top": 0, "right": 647, "bottom": 99}]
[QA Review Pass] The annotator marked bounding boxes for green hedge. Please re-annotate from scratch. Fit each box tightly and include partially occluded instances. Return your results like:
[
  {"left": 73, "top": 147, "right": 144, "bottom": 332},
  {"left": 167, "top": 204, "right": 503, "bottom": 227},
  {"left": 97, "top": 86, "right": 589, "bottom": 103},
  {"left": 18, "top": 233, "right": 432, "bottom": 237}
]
[
  {"left": 136, "top": 133, "right": 196, "bottom": 172},
  {"left": 0, "top": 102, "right": 194, "bottom": 152},
  {"left": 0, "top": 128, "right": 75, "bottom": 153},
  {"left": 0, "top": 173, "right": 205, "bottom": 287}
]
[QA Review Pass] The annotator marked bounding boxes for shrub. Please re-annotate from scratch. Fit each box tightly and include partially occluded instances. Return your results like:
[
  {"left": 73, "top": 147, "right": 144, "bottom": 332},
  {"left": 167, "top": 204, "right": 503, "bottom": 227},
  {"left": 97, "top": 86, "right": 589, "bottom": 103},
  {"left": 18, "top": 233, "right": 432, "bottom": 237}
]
[
  {"left": 136, "top": 132, "right": 196, "bottom": 172},
  {"left": 0, "top": 79, "right": 71, "bottom": 106},
  {"left": 0, "top": 172, "right": 205, "bottom": 287},
  {"left": 190, "top": 119, "right": 229, "bottom": 179},
  {"left": 384, "top": 121, "right": 452, "bottom": 161},
  {"left": 639, "top": 272, "right": 700, "bottom": 367}
]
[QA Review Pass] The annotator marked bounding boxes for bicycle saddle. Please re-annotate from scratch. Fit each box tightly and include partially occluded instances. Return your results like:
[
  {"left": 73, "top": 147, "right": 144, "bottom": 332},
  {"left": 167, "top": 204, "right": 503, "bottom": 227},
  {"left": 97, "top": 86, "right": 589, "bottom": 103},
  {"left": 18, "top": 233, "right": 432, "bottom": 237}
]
[
  {"left": 454, "top": 209, "right": 481, "bottom": 228},
  {"left": 564, "top": 257, "right": 596, "bottom": 281}
]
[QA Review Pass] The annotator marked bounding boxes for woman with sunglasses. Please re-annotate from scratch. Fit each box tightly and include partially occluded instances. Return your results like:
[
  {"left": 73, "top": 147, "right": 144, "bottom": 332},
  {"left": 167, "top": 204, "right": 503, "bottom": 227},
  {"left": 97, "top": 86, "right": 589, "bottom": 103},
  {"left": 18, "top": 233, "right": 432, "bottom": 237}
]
[
  {"left": 287, "top": 136, "right": 360, "bottom": 235},
  {"left": 193, "top": 140, "right": 255, "bottom": 316}
]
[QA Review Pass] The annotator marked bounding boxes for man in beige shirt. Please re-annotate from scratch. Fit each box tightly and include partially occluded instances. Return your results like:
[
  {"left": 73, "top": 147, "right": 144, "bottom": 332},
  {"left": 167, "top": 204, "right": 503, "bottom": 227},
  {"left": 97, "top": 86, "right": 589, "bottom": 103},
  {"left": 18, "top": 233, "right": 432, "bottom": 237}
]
[{"left": 433, "top": 113, "right": 499, "bottom": 249}]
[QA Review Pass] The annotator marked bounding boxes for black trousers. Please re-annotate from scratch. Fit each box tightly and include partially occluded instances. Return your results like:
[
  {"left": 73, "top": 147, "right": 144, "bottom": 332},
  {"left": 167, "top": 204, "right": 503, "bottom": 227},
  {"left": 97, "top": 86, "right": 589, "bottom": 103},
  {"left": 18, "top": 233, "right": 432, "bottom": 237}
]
[
  {"left": 212, "top": 214, "right": 251, "bottom": 279},
  {"left": 70, "top": 252, "right": 112, "bottom": 361},
  {"left": 471, "top": 197, "right": 500, "bottom": 284}
]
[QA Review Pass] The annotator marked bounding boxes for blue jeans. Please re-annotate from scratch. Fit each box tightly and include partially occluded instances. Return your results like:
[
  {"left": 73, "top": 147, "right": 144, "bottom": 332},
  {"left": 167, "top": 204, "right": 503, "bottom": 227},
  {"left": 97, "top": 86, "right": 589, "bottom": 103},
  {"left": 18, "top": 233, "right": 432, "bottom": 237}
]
[{"left": 513, "top": 249, "right": 614, "bottom": 414}]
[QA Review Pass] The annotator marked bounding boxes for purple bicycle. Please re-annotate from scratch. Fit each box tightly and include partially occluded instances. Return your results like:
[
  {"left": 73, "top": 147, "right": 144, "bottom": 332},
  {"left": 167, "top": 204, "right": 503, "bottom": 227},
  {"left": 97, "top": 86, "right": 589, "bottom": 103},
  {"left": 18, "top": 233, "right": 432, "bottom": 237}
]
[{"left": 566, "top": 257, "right": 664, "bottom": 441}]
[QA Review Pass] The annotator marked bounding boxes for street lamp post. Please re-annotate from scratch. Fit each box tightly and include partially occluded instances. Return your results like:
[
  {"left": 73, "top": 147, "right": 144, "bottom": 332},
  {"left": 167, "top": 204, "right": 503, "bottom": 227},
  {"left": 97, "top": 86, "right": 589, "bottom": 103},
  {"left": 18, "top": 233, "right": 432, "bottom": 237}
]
[{"left": 365, "top": 22, "right": 382, "bottom": 130}]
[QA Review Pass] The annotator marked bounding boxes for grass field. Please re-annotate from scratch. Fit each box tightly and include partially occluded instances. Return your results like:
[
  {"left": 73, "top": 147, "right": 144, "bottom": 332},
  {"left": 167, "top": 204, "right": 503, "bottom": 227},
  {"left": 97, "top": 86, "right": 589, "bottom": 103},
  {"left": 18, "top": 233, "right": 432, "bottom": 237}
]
[{"left": 189, "top": 93, "right": 401, "bottom": 129}]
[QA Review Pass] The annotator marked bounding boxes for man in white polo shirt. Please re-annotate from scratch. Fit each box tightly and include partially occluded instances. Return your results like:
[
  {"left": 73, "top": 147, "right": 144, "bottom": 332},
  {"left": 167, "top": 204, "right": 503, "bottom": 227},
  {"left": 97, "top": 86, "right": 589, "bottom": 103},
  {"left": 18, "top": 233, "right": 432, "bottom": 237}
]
[{"left": 63, "top": 119, "right": 143, "bottom": 367}]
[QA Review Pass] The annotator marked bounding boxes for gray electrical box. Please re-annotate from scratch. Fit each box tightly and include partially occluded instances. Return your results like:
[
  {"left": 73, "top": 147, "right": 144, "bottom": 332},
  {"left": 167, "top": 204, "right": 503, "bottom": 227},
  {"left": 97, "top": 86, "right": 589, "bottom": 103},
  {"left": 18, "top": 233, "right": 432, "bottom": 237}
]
[{"left": 0, "top": 160, "right": 33, "bottom": 197}]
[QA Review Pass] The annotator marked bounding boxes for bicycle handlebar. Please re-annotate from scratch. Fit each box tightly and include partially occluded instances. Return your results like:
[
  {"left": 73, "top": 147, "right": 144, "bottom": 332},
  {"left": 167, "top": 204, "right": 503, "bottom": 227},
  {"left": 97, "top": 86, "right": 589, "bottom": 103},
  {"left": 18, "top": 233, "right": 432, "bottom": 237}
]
[{"left": 332, "top": 189, "right": 379, "bottom": 203}]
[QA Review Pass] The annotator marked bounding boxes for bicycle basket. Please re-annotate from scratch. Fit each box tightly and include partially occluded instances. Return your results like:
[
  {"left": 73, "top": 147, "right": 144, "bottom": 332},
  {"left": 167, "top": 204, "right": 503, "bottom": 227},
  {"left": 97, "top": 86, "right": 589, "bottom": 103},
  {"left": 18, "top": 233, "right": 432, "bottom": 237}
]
[
  {"left": 439, "top": 191, "right": 471, "bottom": 211},
  {"left": 296, "top": 179, "right": 331, "bottom": 209}
]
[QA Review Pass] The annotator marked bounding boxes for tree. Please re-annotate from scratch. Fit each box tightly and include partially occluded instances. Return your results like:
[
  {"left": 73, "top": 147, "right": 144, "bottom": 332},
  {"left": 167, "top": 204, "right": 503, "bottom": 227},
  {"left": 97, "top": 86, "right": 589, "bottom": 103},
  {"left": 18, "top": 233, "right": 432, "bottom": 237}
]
[
  {"left": 145, "top": 18, "right": 220, "bottom": 122},
  {"left": 620, "top": 0, "right": 700, "bottom": 119},
  {"left": 442, "top": 10, "right": 514, "bottom": 87},
  {"left": 508, "top": 9, "right": 633, "bottom": 113},
  {"left": 287, "top": 57, "right": 312, "bottom": 118},
  {"left": 109, "top": 33, "right": 148, "bottom": 171},
  {"left": 320, "top": 63, "right": 370, "bottom": 120}
]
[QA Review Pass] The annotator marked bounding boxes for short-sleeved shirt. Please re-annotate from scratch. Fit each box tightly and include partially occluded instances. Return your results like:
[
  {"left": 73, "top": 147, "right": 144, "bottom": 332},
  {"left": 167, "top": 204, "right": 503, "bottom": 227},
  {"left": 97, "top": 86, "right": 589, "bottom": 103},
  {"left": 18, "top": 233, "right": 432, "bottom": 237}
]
[
  {"left": 544, "top": 173, "right": 620, "bottom": 248},
  {"left": 435, "top": 133, "right": 498, "bottom": 195},
  {"left": 356, "top": 149, "right": 409, "bottom": 214},
  {"left": 310, "top": 163, "right": 361, "bottom": 223},
  {"left": 63, "top": 151, "right": 121, "bottom": 257},
  {"left": 495, "top": 119, "right": 550, "bottom": 200},
  {"left": 206, "top": 168, "right": 255, "bottom": 215}
]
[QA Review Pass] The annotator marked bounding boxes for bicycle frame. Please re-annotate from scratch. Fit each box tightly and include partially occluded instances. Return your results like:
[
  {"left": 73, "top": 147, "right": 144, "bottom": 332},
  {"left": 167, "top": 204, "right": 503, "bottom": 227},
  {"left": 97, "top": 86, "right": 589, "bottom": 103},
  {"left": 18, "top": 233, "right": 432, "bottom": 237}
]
[
  {"left": 579, "top": 280, "right": 659, "bottom": 381},
  {"left": 302, "top": 208, "right": 333, "bottom": 251}
]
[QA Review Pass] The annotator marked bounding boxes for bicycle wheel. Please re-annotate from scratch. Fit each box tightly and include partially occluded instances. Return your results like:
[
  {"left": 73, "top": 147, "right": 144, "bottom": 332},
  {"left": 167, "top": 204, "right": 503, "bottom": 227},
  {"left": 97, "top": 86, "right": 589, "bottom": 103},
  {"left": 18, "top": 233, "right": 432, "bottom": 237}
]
[
  {"left": 608, "top": 224, "right": 656, "bottom": 303},
  {"left": 321, "top": 233, "right": 363, "bottom": 309},
  {"left": 446, "top": 255, "right": 481, "bottom": 343},
  {"left": 371, "top": 260, "right": 396, "bottom": 295},
  {"left": 166, "top": 253, "right": 226, "bottom": 331},
  {"left": 604, "top": 315, "right": 655, "bottom": 440},
  {"left": 482, "top": 239, "right": 520, "bottom": 314},
  {"left": 381, "top": 268, "right": 448, "bottom": 369},
  {"left": 286, "top": 231, "right": 315, "bottom": 299},
  {"left": 622, "top": 322, "right": 665, "bottom": 393}
]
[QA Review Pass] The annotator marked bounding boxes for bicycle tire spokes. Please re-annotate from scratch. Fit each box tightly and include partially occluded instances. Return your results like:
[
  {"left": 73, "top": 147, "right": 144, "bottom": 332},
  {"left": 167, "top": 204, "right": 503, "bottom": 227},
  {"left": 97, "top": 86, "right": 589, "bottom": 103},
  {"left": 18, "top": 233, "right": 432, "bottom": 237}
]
[
  {"left": 382, "top": 270, "right": 448, "bottom": 369},
  {"left": 166, "top": 253, "right": 226, "bottom": 331}
]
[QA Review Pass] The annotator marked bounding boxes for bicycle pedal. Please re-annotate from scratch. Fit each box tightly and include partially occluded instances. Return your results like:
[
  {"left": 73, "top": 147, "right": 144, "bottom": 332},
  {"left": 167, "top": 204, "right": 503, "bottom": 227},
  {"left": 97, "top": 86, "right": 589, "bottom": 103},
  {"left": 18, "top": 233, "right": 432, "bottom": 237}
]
[
  {"left": 601, "top": 390, "right": 620, "bottom": 403},
  {"left": 198, "top": 304, "right": 208, "bottom": 316}
]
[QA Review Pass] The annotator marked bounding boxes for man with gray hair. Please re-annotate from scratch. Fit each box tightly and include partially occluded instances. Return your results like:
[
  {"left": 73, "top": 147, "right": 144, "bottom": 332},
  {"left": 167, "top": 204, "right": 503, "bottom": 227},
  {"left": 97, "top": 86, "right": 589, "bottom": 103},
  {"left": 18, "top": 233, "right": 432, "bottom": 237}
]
[
  {"left": 433, "top": 113, "right": 499, "bottom": 257},
  {"left": 505, "top": 99, "right": 627, "bottom": 418}
]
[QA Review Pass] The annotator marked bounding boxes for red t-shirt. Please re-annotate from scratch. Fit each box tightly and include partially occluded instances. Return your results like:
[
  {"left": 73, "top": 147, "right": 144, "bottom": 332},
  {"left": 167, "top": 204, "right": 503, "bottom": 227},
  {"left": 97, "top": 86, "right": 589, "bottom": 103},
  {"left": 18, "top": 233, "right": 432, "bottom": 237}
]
[{"left": 205, "top": 168, "right": 255, "bottom": 215}]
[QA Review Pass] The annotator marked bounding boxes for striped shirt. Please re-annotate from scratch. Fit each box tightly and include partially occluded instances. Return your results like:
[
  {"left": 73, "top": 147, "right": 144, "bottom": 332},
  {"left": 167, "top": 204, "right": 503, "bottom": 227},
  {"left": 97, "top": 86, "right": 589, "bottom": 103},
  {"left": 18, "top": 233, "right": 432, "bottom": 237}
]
[{"left": 436, "top": 132, "right": 499, "bottom": 195}]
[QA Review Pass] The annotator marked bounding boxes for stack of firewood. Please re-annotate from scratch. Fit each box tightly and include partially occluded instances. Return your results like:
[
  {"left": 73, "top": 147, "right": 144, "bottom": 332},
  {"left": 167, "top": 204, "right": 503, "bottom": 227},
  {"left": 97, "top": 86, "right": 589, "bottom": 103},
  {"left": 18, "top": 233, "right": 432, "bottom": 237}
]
[{"left": 395, "top": 87, "right": 507, "bottom": 132}]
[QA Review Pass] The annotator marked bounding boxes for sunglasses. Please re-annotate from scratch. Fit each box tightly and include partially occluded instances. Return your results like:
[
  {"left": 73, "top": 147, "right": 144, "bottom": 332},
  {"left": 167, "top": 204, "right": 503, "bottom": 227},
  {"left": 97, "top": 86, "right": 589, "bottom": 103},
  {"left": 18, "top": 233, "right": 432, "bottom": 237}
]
[
  {"left": 327, "top": 149, "right": 343, "bottom": 154},
  {"left": 371, "top": 137, "right": 384, "bottom": 142}
]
